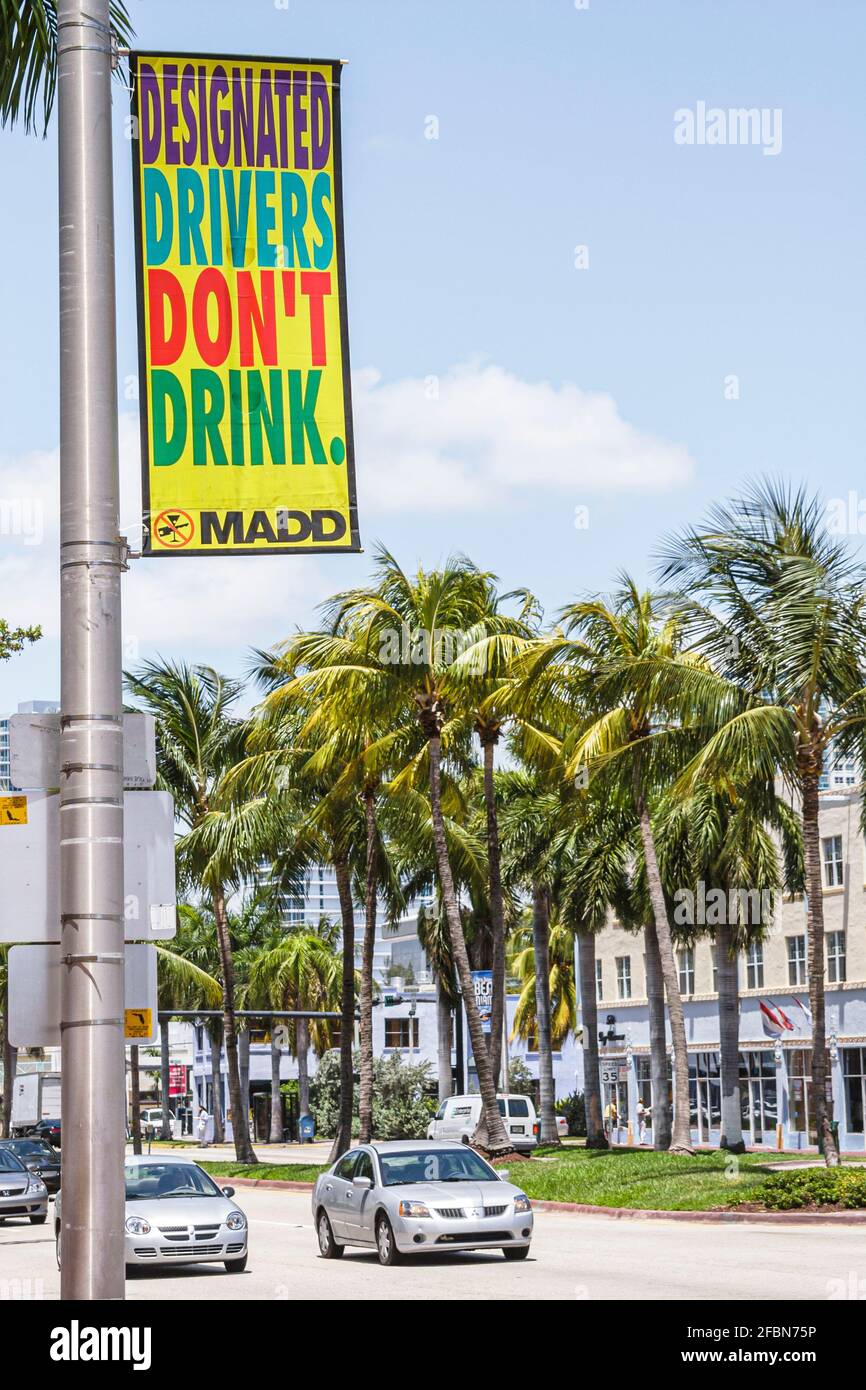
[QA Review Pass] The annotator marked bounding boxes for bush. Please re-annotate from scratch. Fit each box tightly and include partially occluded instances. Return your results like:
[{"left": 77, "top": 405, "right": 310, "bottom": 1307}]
[
  {"left": 506, "top": 1058, "right": 536, "bottom": 1096},
  {"left": 555, "top": 1091, "right": 586, "bottom": 1137},
  {"left": 748, "top": 1167, "right": 866, "bottom": 1211},
  {"left": 310, "top": 1049, "right": 436, "bottom": 1140}
]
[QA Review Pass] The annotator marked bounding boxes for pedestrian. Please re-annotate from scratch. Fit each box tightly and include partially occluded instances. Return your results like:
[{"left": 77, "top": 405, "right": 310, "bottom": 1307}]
[
  {"left": 604, "top": 1097, "right": 618, "bottom": 1142},
  {"left": 197, "top": 1105, "right": 210, "bottom": 1149},
  {"left": 637, "top": 1099, "right": 650, "bottom": 1144}
]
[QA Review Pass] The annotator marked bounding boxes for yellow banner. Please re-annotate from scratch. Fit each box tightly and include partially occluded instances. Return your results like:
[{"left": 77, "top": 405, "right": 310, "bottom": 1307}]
[{"left": 130, "top": 53, "right": 360, "bottom": 556}]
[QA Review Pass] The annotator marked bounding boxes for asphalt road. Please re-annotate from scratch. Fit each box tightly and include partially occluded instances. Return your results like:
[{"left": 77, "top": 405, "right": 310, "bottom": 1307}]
[{"left": 1, "top": 1190, "right": 863, "bottom": 1300}]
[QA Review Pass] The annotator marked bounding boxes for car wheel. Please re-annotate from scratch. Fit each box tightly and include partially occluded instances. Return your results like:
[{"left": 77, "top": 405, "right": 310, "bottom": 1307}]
[
  {"left": 316, "top": 1211, "right": 344, "bottom": 1259},
  {"left": 30, "top": 1213, "right": 47, "bottom": 1226},
  {"left": 224, "top": 1254, "right": 247, "bottom": 1273},
  {"left": 502, "top": 1245, "right": 530, "bottom": 1261},
  {"left": 375, "top": 1214, "right": 401, "bottom": 1267}
]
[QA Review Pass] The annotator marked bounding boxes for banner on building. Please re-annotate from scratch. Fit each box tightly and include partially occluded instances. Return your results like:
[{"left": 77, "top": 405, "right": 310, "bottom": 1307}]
[
  {"left": 169, "top": 1064, "right": 187, "bottom": 1097},
  {"left": 130, "top": 52, "right": 360, "bottom": 556}
]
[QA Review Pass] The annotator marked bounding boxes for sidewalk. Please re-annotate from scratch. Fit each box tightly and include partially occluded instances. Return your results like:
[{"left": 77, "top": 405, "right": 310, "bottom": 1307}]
[{"left": 137, "top": 1137, "right": 333, "bottom": 1166}]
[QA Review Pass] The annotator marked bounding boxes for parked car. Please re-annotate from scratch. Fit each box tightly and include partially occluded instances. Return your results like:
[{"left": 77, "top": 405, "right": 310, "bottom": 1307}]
[
  {"left": 28, "top": 1118, "right": 61, "bottom": 1147},
  {"left": 139, "top": 1108, "right": 175, "bottom": 1129},
  {"left": 0, "top": 1138, "right": 61, "bottom": 1194},
  {"left": 0, "top": 1146, "right": 48, "bottom": 1225},
  {"left": 312, "top": 1140, "right": 533, "bottom": 1266},
  {"left": 55, "top": 1155, "right": 248, "bottom": 1273},
  {"left": 426, "top": 1093, "right": 543, "bottom": 1151}
]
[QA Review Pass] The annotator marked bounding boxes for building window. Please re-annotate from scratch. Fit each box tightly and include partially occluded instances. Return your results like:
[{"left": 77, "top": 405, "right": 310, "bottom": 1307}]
[
  {"left": 595, "top": 959, "right": 603, "bottom": 1001},
  {"left": 843, "top": 1047, "right": 865, "bottom": 1135},
  {"left": 615, "top": 956, "right": 631, "bottom": 1000},
  {"left": 822, "top": 835, "right": 844, "bottom": 888},
  {"left": 787, "top": 1049, "right": 811, "bottom": 1134},
  {"left": 745, "top": 940, "right": 764, "bottom": 990},
  {"left": 787, "top": 935, "right": 807, "bottom": 986},
  {"left": 827, "top": 931, "right": 846, "bottom": 984},
  {"left": 678, "top": 947, "right": 695, "bottom": 997},
  {"left": 688, "top": 1051, "right": 721, "bottom": 1141},
  {"left": 384, "top": 1017, "right": 419, "bottom": 1049}
]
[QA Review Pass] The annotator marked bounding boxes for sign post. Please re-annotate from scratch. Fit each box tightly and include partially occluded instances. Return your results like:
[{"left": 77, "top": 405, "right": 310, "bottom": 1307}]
[{"left": 57, "top": 0, "right": 126, "bottom": 1301}]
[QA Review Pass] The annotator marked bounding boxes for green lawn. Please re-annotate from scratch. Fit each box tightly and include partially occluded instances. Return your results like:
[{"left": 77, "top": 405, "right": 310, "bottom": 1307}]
[
  {"left": 197, "top": 1146, "right": 809, "bottom": 1211},
  {"left": 498, "top": 1146, "right": 804, "bottom": 1210}
]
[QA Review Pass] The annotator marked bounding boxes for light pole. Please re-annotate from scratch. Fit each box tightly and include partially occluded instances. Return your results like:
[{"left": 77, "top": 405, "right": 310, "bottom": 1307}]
[{"left": 58, "top": 0, "right": 126, "bottom": 1300}]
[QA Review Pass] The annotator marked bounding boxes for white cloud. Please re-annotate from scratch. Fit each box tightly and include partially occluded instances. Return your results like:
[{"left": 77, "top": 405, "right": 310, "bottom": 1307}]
[{"left": 353, "top": 360, "right": 695, "bottom": 512}]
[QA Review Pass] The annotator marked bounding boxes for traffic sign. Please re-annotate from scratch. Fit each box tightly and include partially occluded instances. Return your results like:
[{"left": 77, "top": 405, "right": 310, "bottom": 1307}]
[
  {"left": 0, "top": 795, "right": 27, "bottom": 825},
  {"left": 8, "top": 711, "right": 157, "bottom": 791},
  {"left": 0, "top": 790, "right": 176, "bottom": 943},
  {"left": 8, "top": 942, "right": 159, "bottom": 1047}
]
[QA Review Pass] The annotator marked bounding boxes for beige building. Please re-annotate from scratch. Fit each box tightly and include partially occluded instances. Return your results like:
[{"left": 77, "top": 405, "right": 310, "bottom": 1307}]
[{"left": 583, "top": 781, "right": 866, "bottom": 1151}]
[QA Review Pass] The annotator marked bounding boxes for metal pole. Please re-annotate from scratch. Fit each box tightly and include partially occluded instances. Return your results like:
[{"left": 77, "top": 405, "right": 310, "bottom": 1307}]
[{"left": 58, "top": 0, "right": 125, "bottom": 1300}]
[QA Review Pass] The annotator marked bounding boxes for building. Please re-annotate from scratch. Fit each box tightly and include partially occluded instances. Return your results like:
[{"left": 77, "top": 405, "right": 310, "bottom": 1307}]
[{"left": 583, "top": 783, "right": 866, "bottom": 1151}]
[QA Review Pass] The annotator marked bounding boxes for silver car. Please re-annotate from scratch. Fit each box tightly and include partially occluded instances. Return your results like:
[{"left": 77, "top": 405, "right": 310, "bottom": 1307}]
[
  {"left": 0, "top": 1146, "right": 48, "bottom": 1225},
  {"left": 312, "top": 1140, "right": 534, "bottom": 1266},
  {"left": 55, "top": 1155, "right": 248, "bottom": 1272}
]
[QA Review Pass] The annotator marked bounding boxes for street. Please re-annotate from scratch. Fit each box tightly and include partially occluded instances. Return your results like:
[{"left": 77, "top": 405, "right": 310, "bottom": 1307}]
[{"left": 1, "top": 1191, "right": 863, "bottom": 1301}]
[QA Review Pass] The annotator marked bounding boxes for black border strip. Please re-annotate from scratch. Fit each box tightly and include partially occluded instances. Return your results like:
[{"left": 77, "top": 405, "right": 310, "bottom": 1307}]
[{"left": 129, "top": 51, "right": 362, "bottom": 559}]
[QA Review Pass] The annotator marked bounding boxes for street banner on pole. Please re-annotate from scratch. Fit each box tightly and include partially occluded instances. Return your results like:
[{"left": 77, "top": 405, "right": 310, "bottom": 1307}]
[
  {"left": 471, "top": 969, "right": 494, "bottom": 1035},
  {"left": 129, "top": 52, "right": 360, "bottom": 557}
]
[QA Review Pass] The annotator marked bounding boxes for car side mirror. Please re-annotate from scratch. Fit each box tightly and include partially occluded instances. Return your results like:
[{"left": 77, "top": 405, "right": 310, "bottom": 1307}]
[
  {"left": 498, "top": 1170, "right": 509, "bottom": 1181},
  {"left": 222, "top": 1185, "right": 235, "bottom": 1198},
  {"left": 352, "top": 1175, "right": 372, "bottom": 1190}
]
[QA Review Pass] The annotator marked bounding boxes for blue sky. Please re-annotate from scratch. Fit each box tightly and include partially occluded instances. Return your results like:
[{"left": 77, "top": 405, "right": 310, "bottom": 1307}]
[{"left": 2, "top": 0, "right": 865, "bottom": 709}]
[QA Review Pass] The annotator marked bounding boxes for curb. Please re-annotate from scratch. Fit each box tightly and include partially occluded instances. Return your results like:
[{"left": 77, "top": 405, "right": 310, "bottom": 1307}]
[{"left": 214, "top": 1175, "right": 866, "bottom": 1223}]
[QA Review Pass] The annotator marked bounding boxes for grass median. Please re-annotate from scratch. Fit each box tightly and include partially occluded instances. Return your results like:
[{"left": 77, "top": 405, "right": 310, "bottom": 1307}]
[{"left": 198, "top": 1146, "right": 808, "bottom": 1211}]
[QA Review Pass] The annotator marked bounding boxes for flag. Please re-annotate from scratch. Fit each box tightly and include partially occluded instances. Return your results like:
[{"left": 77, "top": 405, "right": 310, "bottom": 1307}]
[
  {"left": 759, "top": 998, "right": 794, "bottom": 1037},
  {"left": 790, "top": 997, "right": 812, "bottom": 1033}
]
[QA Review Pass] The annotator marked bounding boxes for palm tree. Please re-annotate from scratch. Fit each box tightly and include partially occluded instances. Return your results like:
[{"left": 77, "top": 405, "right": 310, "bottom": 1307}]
[
  {"left": 263, "top": 549, "right": 514, "bottom": 1156},
  {"left": 250, "top": 930, "right": 341, "bottom": 1119},
  {"left": 125, "top": 660, "right": 271, "bottom": 1164},
  {"left": 156, "top": 926, "right": 223, "bottom": 1141},
  {"left": 0, "top": 1, "right": 132, "bottom": 133},
  {"left": 513, "top": 581, "right": 705, "bottom": 1152},
  {"left": 659, "top": 481, "right": 866, "bottom": 1162}
]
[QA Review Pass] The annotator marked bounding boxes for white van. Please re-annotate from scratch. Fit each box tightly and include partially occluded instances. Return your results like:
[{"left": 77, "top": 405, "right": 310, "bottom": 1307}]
[{"left": 427, "top": 1093, "right": 539, "bottom": 1151}]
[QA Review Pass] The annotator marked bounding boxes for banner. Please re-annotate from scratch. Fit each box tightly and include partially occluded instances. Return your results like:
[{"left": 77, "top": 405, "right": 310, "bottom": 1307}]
[
  {"left": 130, "top": 52, "right": 360, "bottom": 556},
  {"left": 471, "top": 969, "right": 493, "bottom": 1034}
]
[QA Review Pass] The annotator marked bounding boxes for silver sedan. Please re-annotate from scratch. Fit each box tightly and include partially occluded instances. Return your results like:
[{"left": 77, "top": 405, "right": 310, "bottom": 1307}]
[
  {"left": 55, "top": 1155, "right": 248, "bottom": 1272},
  {"left": 312, "top": 1140, "right": 534, "bottom": 1266},
  {"left": 0, "top": 1147, "right": 48, "bottom": 1226}
]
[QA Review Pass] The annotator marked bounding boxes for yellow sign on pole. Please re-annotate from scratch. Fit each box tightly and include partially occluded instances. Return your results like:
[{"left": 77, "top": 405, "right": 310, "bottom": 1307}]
[
  {"left": 125, "top": 1009, "right": 153, "bottom": 1040},
  {"left": 0, "top": 795, "right": 27, "bottom": 826},
  {"left": 130, "top": 52, "right": 360, "bottom": 556}
]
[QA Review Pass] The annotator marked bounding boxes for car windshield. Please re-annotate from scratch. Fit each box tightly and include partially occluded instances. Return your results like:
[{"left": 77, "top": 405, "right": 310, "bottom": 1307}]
[
  {"left": 379, "top": 1148, "right": 498, "bottom": 1187},
  {"left": 1, "top": 1140, "right": 54, "bottom": 1159},
  {"left": 0, "top": 1149, "right": 26, "bottom": 1173},
  {"left": 125, "top": 1162, "right": 223, "bottom": 1200}
]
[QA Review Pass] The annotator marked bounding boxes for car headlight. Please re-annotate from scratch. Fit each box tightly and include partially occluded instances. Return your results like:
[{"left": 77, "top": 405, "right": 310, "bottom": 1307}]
[
  {"left": 125, "top": 1216, "right": 152, "bottom": 1235},
  {"left": 27, "top": 1176, "right": 47, "bottom": 1194},
  {"left": 513, "top": 1194, "right": 532, "bottom": 1214},
  {"left": 398, "top": 1200, "right": 432, "bottom": 1218},
  {"left": 226, "top": 1210, "right": 246, "bottom": 1230}
]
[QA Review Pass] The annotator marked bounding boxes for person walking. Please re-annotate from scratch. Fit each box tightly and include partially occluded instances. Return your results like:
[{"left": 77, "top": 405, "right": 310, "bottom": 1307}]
[
  {"left": 197, "top": 1105, "right": 211, "bottom": 1149},
  {"left": 604, "top": 1097, "right": 618, "bottom": 1143}
]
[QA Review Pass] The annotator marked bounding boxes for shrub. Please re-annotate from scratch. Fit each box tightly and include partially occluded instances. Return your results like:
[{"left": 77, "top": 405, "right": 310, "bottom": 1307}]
[
  {"left": 555, "top": 1091, "right": 586, "bottom": 1137},
  {"left": 506, "top": 1058, "right": 536, "bottom": 1096},
  {"left": 310, "top": 1049, "right": 436, "bottom": 1140},
  {"left": 747, "top": 1167, "right": 866, "bottom": 1211}
]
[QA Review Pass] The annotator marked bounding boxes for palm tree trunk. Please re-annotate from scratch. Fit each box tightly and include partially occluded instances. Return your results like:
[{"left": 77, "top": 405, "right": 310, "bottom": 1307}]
[
  {"left": 637, "top": 804, "right": 693, "bottom": 1153},
  {"left": 576, "top": 928, "right": 608, "bottom": 1149},
  {"left": 208, "top": 1023, "right": 224, "bottom": 1143},
  {"left": 159, "top": 1018, "right": 172, "bottom": 1140},
  {"left": 130, "top": 1045, "right": 142, "bottom": 1155},
  {"left": 358, "top": 786, "right": 378, "bottom": 1144},
  {"left": 211, "top": 886, "right": 256, "bottom": 1163},
  {"left": 426, "top": 731, "right": 512, "bottom": 1155},
  {"left": 329, "top": 857, "right": 356, "bottom": 1162},
  {"left": 269, "top": 1021, "right": 283, "bottom": 1143},
  {"left": 645, "top": 919, "right": 672, "bottom": 1150},
  {"left": 239, "top": 1027, "right": 251, "bottom": 1147},
  {"left": 1, "top": 996, "right": 16, "bottom": 1139},
  {"left": 532, "top": 885, "right": 560, "bottom": 1146},
  {"left": 436, "top": 975, "right": 453, "bottom": 1101},
  {"left": 801, "top": 764, "right": 839, "bottom": 1164},
  {"left": 717, "top": 921, "right": 745, "bottom": 1152},
  {"left": 297, "top": 1016, "right": 311, "bottom": 1116},
  {"left": 481, "top": 734, "right": 506, "bottom": 1083}
]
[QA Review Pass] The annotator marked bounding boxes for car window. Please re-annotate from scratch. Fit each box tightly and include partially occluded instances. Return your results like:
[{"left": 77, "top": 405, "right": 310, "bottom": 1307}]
[
  {"left": 0, "top": 1149, "right": 26, "bottom": 1172},
  {"left": 379, "top": 1147, "right": 497, "bottom": 1186},
  {"left": 124, "top": 1162, "right": 222, "bottom": 1199},
  {"left": 333, "top": 1151, "right": 359, "bottom": 1181},
  {"left": 434, "top": 1101, "right": 447, "bottom": 1120},
  {"left": 497, "top": 1099, "right": 506, "bottom": 1116},
  {"left": 354, "top": 1151, "right": 374, "bottom": 1183},
  {"left": 508, "top": 1098, "right": 530, "bottom": 1118}
]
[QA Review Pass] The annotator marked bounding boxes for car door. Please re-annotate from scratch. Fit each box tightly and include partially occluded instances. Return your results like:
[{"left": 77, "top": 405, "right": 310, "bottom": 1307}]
[
  {"left": 505, "top": 1095, "right": 532, "bottom": 1144},
  {"left": 321, "top": 1150, "right": 358, "bottom": 1238},
  {"left": 343, "top": 1149, "right": 376, "bottom": 1244}
]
